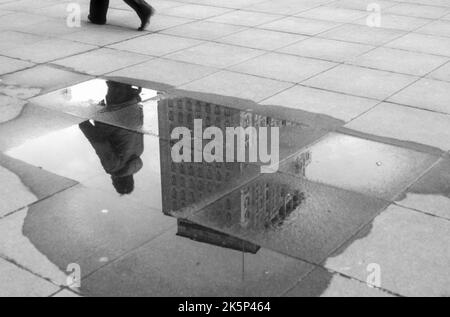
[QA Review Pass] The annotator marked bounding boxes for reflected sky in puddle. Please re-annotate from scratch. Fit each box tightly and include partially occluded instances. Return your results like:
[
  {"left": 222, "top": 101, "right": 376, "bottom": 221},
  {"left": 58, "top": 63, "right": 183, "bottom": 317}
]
[{"left": 1, "top": 78, "right": 443, "bottom": 295}]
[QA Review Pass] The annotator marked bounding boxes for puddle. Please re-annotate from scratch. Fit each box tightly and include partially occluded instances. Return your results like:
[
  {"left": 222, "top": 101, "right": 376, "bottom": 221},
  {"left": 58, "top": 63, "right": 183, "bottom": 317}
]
[{"left": 1, "top": 77, "right": 444, "bottom": 296}]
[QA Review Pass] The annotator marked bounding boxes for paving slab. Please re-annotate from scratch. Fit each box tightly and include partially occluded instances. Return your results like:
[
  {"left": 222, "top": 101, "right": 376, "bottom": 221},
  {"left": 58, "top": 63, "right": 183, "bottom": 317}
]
[
  {"left": 0, "top": 258, "right": 59, "bottom": 297},
  {"left": 1, "top": 64, "right": 92, "bottom": 98},
  {"left": 183, "top": 71, "right": 291, "bottom": 103},
  {"left": 107, "top": 58, "right": 218, "bottom": 86},
  {"left": 206, "top": 10, "right": 281, "bottom": 27},
  {"left": 52, "top": 48, "right": 152, "bottom": 76},
  {"left": 351, "top": 14, "right": 430, "bottom": 32},
  {"left": 260, "top": 16, "right": 339, "bottom": 36},
  {"left": 345, "top": 102, "right": 450, "bottom": 152},
  {"left": 278, "top": 132, "right": 438, "bottom": 200},
  {"left": 217, "top": 28, "right": 307, "bottom": 51},
  {"left": 348, "top": 47, "right": 448, "bottom": 77},
  {"left": 161, "top": 20, "right": 247, "bottom": 41},
  {"left": 396, "top": 158, "right": 450, "bottom": 220},
  {"left": 325, "top": 204, "right": 450, "bottom": 297},
  {"left": 320, "top": 24, "right": 406, "bottom": 46},
  {"left": 278, "top": 37, "right": 374, "bottom": 62},
  {"left": 108, "top": 33, "right": 203, "bottom": 57},
  {"left": 160, "top": 3, "right": 232, "bottom": 20},
  {"left": 386, "top": 33, "right": 450, "bottom": 57},
  {"left": 177, "top": 172, "right": 388, "bottom": 264},
  {"left": 166, "top": 42, "right": 264, "bottom": 69},
  {"left": 82, "top": 225, "right": 311, "bottom": 297},
  {"left": 229, "top": 52, "right": 337, "bottom": 83},
  {"left": 303, "top": 64, "right": 417, "bottom": 100},
  {"left": 284, "top": 267, "right": 394, "bottom": 297},
  {"left": 388, "top": 78, "right": 450, "bottom": 114},
  {"left": 261, "top": 85, "right": 379, "bottom": 122},
  {"left": 0, "top": 185, "right": 174, "bottom": 286},
  {"left": 428, "top": 61, "right": 450, "bottom": 82},
  {"left": 0, "top": 153, "right": 77, "bottom": 217}
]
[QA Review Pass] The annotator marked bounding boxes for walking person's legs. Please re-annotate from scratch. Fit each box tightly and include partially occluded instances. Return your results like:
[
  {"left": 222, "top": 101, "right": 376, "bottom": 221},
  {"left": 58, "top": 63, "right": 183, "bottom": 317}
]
[
  {"left": 123, "top": 0, "right": 155, "bottom": 31},
  {"left": 88, "top": 0, "right": 110, "bottom": 25}
]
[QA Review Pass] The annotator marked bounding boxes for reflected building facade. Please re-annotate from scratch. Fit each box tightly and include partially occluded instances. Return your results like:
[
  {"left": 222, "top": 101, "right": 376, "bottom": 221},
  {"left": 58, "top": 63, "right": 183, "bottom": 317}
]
[{"left": 158, "top": 96, "right": 311, "bottom": 252}]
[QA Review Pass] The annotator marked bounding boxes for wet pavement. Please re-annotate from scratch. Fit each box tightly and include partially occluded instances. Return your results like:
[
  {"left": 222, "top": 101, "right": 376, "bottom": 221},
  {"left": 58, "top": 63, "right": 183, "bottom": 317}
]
[
  {"left": 1, "top": 77, "right": 449, "bottom": 297},
  {"left": 1, "top": 0, "right": 450, "bottom": 297}
]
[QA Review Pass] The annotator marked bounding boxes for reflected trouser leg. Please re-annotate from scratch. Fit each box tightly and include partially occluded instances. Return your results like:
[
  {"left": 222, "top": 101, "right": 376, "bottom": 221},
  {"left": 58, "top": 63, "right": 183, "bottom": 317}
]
[{"left": 89, "top": 0, "right": 110, "bottom": 24}]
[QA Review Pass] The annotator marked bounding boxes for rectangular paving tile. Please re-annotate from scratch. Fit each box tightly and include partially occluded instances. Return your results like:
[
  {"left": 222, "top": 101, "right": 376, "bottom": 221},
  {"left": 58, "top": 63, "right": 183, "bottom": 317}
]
[
  {"left": 303, "top": 64, "right": 417, "bottom": 100},
  {"left": 385, "top": 3, "right": 449, "bottom": 19},
  {"left": 142, "top": 14, "right": 194, "bottom": 32},
  {"left": 82, "top": 224, "right": 312, "bottom": 297},
  {"left": 192, "top": 0, "right": 268, "bottom": 10},
  {"left": 242, "top": 247, "right": 313, "bottom": 296},
  {"left": 108, "top": 33, "right": 203, "bottom": 57},
  {"left": 416, "top": 20, "right": 450, "bottom": 38},
  {"left": 428, "top": 61, "right": 450, "bottom": 82},
  {"left": 52, "top": 48, "right": 152, "bottom": 76},
  {"left": 278, "top": 132, "right": 438, "bottom": 200},
  {"left": 0, "top": 104, "right": 83, "bottom": 153},
  {"left": 81, "top": 226, "right": 246, "bottom": 296},
  {"left": 246, "top": 0, "right": 324, "bottom": 16},
  {"left": 206, "top": 10, "right": 281, "bottom": 27},
  {"left": 58, "top": 25, "right": 145, "bottom": 46},
  {"left": 331, "top": 0, "right": 398, "bottom": 11},
  {"left": 3, "top": 38, "right": 97, "bottom": 64},
  {"left": 107, "top": 58, "right": 217, "bottom": 86},
  {"left": 229, "top": 52, "right": 337, "bottom": 83},
  {"left": 345, "top": 102, "right": 450, "bottom": 152},
  {"left": 351, "top": 14, "right": 430, "bottom": 32},
  {"left": 0, "top": 186, "right": 174, "bottom": 286},
  {"left": 0, "top": 30, "right": 46, "bottom": 54},
  {"left": 0, "top": 65, "right": 92, "bottom": 97},
  {"left": 0, "top": 152, "right": 77, "bottom": 217},
  {"left": 261, "top": 85, "right": 379, "bottom": 122},
  {"left": 396, "top": 158, "right": 450, "bottom": 220},
  {"left": 284, "top": 267, "right": 394, "bottom": 297},
  {"left": 18, "top": 18, "right": 81, "bottom": 37},
  {"left": 349, "top": 47, "right": 448, "bottom": 76},
  {"left": 0, "top": 258, "right": 59, "bottom": 297},
  {"left": 260, "top": 16, "right": 339, "bottom": 36},
  {"left": 278, "top": 37, "right": 374, "bottom": 62},
  {"left": 166, "top": 42, "right": 264, "bottom": 69},
  {"left": 0, "top": 56, "right": 33, "bottom": 75},
  {"left": 324, "top": 204, "right": 450, "bottom": 297},
  {"left": 388, "top": 78, "right": 450, "bottom": 114},
  {"left": 178, "top": 172, "right": 388, "bottom": 264},
  {"left": 161, "top": 20, "right": 247, "bottom": 41},
  {"left": 161, "top": 4, "right": 232, "bottom": 19},
  {"left": 386, "top": 33, "right": 450, "bottom": 57},
  {"left": 180, "top": 70, "right": 293, "bottom": 102},
  {"left": 295, "top": 6, "right": 367, "bottom": 23},
  {"left": 0, "top": 12, "right": 49, "bottom": 30},
  {"left": 217, "top": 28, "right": 307, "bottom": 51},
  {"left": 320, "top": 24, "right": 406, "bottom": 46}
]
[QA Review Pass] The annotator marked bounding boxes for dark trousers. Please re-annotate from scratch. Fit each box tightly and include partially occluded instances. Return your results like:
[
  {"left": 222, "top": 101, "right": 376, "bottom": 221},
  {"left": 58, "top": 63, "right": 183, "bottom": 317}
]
[
  {"left": 89, "top": 0, "right": 109, "bottom": 23},
  {"left": 89, "top": 0, "right": 151, "bottom": 23}
]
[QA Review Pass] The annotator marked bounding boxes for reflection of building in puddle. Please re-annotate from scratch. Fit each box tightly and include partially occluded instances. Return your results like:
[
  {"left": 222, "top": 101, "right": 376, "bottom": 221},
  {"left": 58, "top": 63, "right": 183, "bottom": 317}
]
[
  {"left": 157, "top": 96, "right": 310, "bottom": 252},
  {"left": 214, "top": 179, "right": 306, "bottom": 231}
]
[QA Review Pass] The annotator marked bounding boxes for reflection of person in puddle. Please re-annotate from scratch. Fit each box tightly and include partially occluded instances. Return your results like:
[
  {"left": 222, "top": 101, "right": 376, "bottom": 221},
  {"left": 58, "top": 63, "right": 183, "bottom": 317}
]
[{"left": 79, "top": 81, "right": 144, "bottom": 195}]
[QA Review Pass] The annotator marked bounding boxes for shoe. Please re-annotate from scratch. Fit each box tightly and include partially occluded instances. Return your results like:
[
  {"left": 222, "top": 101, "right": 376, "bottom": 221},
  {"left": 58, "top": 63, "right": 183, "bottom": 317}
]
[
  {"left": 88, "top": 15, "right": 106, "bottom": 25},
  {"left": 138, "top": 5, "right": 155, "bottom": 31}
]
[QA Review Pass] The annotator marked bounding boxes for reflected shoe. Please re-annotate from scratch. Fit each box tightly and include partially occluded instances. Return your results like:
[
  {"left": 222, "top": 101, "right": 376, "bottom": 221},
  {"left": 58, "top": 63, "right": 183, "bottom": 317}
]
[
  {"left": 138, "top": 5, "right": 155, "bottom": 31},
  {"left": 88, "top": 15, "right": 106, "bottom": 25}
]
